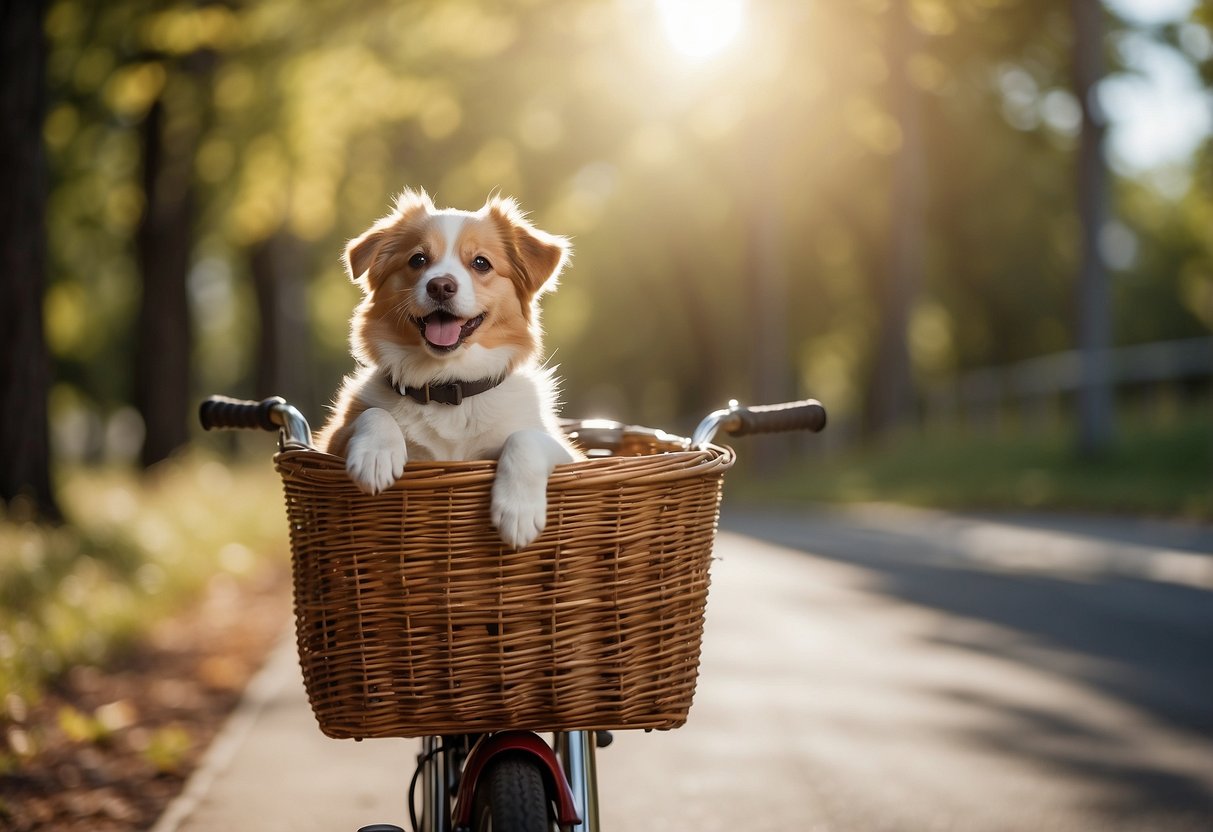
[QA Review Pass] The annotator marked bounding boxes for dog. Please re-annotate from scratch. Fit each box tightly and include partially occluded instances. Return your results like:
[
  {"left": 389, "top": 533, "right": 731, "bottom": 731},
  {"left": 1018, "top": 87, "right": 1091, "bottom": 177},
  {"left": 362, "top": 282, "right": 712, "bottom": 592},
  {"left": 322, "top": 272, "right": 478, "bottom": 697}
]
[{"left": 316, "top": 188, "right": 582, "bottom": 549}]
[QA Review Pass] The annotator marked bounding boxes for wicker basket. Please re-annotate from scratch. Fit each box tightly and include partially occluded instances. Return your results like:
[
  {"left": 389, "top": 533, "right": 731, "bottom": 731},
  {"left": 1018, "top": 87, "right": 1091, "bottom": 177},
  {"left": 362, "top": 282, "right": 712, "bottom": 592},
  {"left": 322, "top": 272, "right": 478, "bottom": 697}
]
[{"left": 274, "top": 424, "right": 734, "bottom": 739}]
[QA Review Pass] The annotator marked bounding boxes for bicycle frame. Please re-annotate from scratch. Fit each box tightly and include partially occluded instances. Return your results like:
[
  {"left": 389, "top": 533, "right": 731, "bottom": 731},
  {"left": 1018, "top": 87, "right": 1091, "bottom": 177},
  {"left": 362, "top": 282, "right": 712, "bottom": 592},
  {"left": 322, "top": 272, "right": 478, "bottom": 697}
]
[{"left": 415, "top": 731, "right": 595, "bottom": 832}]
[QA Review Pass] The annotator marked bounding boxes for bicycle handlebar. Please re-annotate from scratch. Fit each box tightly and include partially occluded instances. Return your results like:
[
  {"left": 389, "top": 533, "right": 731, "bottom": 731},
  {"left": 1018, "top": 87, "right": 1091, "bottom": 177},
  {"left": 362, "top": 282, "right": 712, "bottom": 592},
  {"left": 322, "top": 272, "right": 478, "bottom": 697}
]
[
  {"left": 199, "top": 395, "right": 313, "bottom": 447},
  {"left": 690, "top": 399, "right": 826, "bottom": 447},
  {"left": 199, "top": 395, "right": 282, "bottom": 432},
  {"left": 729, "top": 400, "right": 827, "bottom": 436},
  {"left": 198, "top": 394, "right": 824, "bottom": 453}
]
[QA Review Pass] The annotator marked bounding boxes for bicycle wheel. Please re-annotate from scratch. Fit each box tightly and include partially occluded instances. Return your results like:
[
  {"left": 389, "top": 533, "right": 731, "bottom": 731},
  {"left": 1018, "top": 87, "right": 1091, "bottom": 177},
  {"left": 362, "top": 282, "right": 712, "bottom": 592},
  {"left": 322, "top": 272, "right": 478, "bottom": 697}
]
[{"left": 472, "top": 755, "right": 554, "bottom": 832}]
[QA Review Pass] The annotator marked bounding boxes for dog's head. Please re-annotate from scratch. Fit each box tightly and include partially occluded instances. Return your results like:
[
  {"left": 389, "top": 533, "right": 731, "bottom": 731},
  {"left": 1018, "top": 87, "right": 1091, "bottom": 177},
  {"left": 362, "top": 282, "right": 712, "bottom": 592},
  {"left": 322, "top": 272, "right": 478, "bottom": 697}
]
[{"left": 343, "top": 189, "right": 570, "bottom": 384}]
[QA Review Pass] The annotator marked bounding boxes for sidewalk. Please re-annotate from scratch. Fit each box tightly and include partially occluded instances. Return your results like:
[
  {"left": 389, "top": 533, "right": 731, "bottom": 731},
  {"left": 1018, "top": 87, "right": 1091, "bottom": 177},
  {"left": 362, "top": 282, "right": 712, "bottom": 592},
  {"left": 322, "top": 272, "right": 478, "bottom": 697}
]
[{"left": 150, "top": 636, "right": 420, "bottom": 832}]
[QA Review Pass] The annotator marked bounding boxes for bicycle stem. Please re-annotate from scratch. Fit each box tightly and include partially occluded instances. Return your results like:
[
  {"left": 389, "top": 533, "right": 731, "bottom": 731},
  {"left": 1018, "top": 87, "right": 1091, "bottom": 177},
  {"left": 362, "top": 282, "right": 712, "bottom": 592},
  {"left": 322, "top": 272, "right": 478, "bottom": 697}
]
[{"left": 555, "top": 731, "right": 600, "bottom": 832}]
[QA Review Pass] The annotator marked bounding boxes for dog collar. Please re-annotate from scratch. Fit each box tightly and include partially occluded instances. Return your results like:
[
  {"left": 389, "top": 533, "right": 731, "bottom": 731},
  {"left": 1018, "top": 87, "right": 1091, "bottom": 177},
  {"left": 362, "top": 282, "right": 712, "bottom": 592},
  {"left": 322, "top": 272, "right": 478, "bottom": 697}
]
[{"left": 388, "top": 374, "right": 505, "bottom": 406}]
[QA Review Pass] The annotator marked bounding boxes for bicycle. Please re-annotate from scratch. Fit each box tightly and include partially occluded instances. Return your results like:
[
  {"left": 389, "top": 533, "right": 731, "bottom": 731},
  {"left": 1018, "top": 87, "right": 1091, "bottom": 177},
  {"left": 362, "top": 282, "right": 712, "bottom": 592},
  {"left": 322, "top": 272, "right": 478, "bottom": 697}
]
[{"left": 199, "top": 394, "right": 826, "bottom": 832}]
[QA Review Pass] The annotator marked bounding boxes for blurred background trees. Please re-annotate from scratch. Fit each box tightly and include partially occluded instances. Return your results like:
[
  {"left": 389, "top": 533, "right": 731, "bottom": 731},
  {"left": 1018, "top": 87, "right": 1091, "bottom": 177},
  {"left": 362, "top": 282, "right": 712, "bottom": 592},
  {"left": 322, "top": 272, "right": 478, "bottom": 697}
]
[
  {"left": 6, "top": 0, "right": 1211, "bottom": 493},
  {"left": 0, "top": 0, "right": 57, "bottom": 519},
  {"left": 3, "top": 5, "right": 1207, "bottom": 818}
]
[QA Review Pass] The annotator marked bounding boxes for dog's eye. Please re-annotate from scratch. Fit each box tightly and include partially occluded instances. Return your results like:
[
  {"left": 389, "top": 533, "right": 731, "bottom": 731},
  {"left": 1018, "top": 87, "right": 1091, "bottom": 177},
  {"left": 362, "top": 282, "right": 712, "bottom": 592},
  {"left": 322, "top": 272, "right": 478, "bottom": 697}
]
[
  {"left": 408, "top": 252, "right": 428, "bottom": 269},
  {"left": 471, "top": 256, "right": 492, "bottom": 273}
]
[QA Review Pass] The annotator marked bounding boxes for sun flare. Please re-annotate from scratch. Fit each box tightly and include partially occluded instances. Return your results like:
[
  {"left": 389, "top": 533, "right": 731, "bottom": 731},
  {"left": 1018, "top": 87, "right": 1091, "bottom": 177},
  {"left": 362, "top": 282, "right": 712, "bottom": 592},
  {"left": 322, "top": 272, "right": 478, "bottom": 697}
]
[{"left": 656, "top": 0, "right": 746, "bottom": 61}]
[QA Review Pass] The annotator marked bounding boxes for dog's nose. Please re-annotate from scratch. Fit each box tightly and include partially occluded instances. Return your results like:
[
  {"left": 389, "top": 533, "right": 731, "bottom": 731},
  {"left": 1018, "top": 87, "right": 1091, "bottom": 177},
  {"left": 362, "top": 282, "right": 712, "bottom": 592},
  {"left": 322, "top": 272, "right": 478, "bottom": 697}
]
[{"left": 426, "top": 276, "right": 457, "bottom": 301}]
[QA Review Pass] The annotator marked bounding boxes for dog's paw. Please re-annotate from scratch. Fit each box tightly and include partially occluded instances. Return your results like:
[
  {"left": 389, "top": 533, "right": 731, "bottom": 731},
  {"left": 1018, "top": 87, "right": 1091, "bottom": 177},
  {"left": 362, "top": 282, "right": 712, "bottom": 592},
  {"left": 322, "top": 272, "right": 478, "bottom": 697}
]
[
  {"left": 491, "top": 448, "right": 550, "bottom": 549},
  {"left": 490, "top": 429, "right": 573, "bottom": 549},
  {"left": 345, "top": 409, "right": 407, "bottom": 495},
  {"left": 491, "top": 477, "right": 548, "bottom": 549}
]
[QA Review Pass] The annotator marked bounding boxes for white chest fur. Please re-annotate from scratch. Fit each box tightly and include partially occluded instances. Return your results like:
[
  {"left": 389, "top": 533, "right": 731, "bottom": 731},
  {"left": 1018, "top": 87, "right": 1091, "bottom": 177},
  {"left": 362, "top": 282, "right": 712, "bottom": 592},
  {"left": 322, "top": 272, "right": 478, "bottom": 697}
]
[{"left": 356, "top": 364, "right": 556, "bottom": 462}]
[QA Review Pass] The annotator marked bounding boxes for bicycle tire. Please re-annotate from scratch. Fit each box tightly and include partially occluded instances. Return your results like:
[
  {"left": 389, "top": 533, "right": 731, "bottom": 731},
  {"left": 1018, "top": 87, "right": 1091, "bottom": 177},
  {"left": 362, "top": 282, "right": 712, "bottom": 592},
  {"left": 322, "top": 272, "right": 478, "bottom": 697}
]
[{"left": 472, "top": 756, "right": 554, "bottom": 832}]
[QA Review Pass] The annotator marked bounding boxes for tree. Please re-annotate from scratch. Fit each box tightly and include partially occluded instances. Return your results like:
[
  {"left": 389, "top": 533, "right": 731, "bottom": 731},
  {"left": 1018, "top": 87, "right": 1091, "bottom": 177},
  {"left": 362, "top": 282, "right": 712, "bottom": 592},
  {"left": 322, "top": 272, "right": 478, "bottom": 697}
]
[
  {"left": 135, "top": 49, "right": 215, "bottom": 468},
  {"left": 250, "top": 228, "right": 311, "bottom": 404},
  {"left": 0, "top": 0, "right": 59, "bottom": 519},
  {"left": 1073, "top": 0, "right": 1114, "bottom": 455},
  {"left": 864, "top": 0, "right": 925, "bottom": 437},
  {"left": 135, "top": 94, "right": 196, "bottom": 468}
]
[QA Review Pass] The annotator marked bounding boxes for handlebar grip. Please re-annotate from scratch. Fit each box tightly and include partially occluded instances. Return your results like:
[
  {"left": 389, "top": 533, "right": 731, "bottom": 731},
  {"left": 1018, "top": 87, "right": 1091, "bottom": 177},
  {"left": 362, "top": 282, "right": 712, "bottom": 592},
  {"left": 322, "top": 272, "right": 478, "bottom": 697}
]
[
  {"left": 728, "top": 399, "right": 827, "bottom": 437},
  {"left": 199, "top": 395, "right": 283, "bottom": 433}
]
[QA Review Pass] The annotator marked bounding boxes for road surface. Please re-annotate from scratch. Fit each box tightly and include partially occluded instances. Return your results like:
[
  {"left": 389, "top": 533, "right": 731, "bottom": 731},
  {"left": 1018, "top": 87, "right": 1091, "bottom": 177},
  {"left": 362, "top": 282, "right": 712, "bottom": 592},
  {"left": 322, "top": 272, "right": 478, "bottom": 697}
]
[{"left": 157, "top": 505, "right": 1213, "bottom": 832}]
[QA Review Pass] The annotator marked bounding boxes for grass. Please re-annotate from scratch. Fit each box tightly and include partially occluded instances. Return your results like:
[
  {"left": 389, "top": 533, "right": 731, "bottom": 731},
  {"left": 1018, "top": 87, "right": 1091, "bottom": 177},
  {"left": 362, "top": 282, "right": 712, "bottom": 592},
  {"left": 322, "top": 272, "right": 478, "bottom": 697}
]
[
  {"left": 732, "top": 408, "right": 1213, "bottom": 521},
  {"left": 0, "top": 452, "right": 288, "bottom": 720}
]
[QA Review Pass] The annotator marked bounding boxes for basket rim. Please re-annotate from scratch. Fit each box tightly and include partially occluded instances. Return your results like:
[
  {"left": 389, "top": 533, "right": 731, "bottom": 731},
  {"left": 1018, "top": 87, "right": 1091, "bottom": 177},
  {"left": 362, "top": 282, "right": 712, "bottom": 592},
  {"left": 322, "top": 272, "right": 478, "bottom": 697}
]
[{"left": 275, "top": 440, "right": 735, "bottom": 489}]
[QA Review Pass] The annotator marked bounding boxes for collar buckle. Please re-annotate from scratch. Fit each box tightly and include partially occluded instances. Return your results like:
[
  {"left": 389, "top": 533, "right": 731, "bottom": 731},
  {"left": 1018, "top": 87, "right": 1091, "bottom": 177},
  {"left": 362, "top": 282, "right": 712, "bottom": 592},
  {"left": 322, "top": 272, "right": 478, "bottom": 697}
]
[{"left": 395, "top": 376, "right": 491, "bottom": 406}]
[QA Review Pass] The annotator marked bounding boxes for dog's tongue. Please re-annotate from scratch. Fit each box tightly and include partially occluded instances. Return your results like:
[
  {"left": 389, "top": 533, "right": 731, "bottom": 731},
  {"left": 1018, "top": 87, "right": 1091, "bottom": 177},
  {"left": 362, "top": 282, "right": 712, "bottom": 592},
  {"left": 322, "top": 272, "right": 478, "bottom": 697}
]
[{"left": 425, "top": 316, "right": 464, "bottom": 347}]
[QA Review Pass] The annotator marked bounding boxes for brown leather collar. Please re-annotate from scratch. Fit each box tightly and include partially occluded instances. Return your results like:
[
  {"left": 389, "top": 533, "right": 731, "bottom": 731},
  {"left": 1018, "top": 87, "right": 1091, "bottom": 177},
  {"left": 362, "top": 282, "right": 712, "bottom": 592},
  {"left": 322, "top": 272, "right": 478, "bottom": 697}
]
[{"left": 387, "top": 373, "right": 505, "bottom": 406}]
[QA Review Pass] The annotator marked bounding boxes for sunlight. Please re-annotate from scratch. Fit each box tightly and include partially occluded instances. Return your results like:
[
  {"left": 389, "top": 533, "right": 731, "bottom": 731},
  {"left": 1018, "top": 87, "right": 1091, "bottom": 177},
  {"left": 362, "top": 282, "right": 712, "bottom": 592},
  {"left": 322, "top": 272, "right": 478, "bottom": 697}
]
[{"left": 656, "top": 0, "right": 746, "bottom": 61}]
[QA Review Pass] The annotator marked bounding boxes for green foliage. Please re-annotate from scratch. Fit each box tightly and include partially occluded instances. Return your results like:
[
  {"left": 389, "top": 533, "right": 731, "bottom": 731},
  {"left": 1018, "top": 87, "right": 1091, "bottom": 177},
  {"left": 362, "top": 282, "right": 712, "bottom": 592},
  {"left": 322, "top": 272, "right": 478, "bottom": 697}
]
[
  {"left": 57, "top": 705, "right": 112, "bottom": 745},
  {"left": 141, "top": 724, "right": 193, "bottom": 773},
  {"left": 38, "top": 0, "right": 1213, "bottom": 442},
  {"left": 0, "top": 454, "right": 286, "bottom": 707}
]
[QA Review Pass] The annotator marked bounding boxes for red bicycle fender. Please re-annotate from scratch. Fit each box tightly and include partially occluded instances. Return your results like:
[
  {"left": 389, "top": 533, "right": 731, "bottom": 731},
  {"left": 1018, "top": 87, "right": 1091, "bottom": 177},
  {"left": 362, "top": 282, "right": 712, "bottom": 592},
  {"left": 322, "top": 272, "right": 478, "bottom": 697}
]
[{"left": 451, "top": 731, "right": 582, "bottom": 829}]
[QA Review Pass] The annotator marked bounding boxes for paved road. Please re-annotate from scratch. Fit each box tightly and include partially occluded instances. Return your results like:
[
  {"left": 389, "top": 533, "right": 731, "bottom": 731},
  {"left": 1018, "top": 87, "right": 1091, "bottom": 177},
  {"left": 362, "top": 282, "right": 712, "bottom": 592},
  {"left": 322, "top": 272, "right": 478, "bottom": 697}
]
[{"left": 157, "top": 506, "right": 1213, "bottom": 832}]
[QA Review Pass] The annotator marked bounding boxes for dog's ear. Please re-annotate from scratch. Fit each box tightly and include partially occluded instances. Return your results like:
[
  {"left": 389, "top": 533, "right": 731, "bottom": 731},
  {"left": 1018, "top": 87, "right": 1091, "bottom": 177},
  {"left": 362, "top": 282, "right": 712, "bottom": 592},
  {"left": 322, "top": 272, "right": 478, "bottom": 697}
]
[
  {"left": 343, "top": 188, "right": 436, "bottom": 289},
  {"left": 488, "top": 196, "right": 571, "bottom": 297},
  {"left": 343, "top": 226, "right": 387, "bottom": 287}
]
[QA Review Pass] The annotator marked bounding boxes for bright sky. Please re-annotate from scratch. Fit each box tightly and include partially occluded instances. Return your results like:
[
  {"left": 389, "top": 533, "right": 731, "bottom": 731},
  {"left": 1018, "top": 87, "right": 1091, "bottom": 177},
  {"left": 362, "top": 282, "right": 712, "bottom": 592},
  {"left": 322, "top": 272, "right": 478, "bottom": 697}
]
[
  {"left": 1101, "top": 0, "right": 1212, "bottom": 174},
  {"left": 652, "top": 0, "right": 1210, "bottom": 177},
  {"left": 1106, "top": 0, "right": 1196, "bottom": 26},
  {"left": 656, "top": 0, "right": 745, "bottom": 61}
]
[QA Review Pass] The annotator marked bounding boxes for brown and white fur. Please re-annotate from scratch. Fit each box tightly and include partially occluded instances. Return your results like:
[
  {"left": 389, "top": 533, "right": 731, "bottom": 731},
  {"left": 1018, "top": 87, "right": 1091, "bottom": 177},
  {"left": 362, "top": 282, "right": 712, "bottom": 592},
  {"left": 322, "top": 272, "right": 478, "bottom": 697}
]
[{"left": 317, "top": 189, "right": 581, "bottom": 549}]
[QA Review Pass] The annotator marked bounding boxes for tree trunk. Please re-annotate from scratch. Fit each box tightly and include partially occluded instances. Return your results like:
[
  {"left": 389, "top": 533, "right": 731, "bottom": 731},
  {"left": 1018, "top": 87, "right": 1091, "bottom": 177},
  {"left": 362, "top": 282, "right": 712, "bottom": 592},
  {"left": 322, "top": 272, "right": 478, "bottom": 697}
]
[
  {"left": 1072, "top": 0, "right": 1113, "bottom": 455},
  {"left": 745, "top": 127, "right": 794, "bottom": 471},
  {"left": 0, "top": 0, "right": 59, "bottom": 519},
  {"left": 864, "top": 0, "right": 924, "bottom": 439},
  {"left": 135, "top": 96, "right": 195, "bottom": 468},
  {"left": 250, "top": 229, "right": 311, "bottom": 405}
]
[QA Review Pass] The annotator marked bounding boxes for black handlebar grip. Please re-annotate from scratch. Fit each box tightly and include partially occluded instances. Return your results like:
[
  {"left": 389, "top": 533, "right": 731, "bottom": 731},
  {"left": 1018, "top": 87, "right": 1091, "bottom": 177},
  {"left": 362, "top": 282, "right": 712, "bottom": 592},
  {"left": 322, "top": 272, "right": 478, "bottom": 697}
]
[
  {"left": 729, "top": 399, "right": 827, "bottom": 437},
  {"left": 199, "top": 395, "right": 283, "bottom": 433}
]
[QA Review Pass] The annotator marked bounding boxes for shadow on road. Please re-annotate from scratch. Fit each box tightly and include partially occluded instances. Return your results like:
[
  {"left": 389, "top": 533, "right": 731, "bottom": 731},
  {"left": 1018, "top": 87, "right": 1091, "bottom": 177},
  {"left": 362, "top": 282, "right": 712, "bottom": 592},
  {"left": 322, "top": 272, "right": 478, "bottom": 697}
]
[
  {"left": 722, "top": 506, "right": 1213, "bottom": 824},
  {"left": 936, "top": 687, "right": 1213, "bottom": 826}
]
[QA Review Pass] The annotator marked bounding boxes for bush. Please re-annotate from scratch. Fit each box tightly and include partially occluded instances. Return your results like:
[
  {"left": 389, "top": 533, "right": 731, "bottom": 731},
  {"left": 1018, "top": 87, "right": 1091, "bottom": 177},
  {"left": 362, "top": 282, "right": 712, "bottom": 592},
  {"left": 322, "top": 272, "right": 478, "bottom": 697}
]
[{"left": 0, "top": 453, "right": 287, "bottom": 717}]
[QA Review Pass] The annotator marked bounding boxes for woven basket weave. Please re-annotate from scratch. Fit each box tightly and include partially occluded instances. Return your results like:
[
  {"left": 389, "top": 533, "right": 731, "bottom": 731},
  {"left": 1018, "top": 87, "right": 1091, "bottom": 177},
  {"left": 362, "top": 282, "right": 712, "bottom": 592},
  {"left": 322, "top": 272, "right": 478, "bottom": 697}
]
[{"left": 274, "top": 425, "right": 734, "bottom": 739}]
